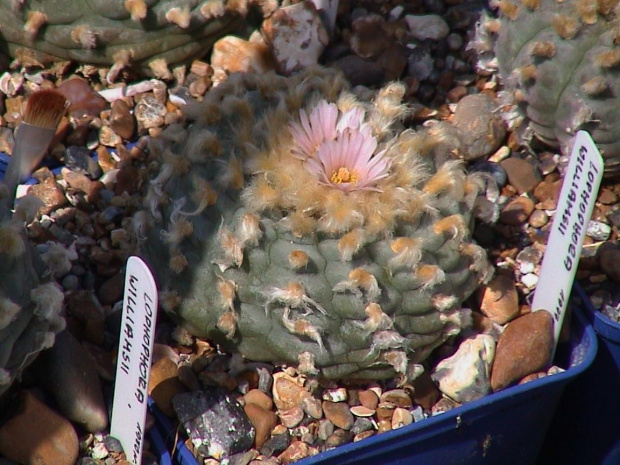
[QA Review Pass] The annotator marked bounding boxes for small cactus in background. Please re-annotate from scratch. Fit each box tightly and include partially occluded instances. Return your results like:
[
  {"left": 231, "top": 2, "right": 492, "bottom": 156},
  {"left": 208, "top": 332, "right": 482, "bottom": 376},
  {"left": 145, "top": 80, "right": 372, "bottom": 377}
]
[
  {"left": 0, "top": 195, "right": 65, "bottom": 399},
  {"left": 477, "top": 0, "right": 620, "bottom": 173},
  {"left": 0, "top": 0, "right": 249, "bottom": 81},
  {"left": 137, "top": 67, "right": 492, "bottom": 380}
]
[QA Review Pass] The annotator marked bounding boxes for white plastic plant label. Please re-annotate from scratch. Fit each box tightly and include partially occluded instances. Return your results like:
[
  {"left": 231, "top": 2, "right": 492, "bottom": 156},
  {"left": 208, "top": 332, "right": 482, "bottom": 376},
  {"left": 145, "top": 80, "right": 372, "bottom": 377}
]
[
  {"left": 532, "top": 131, "right": 604, "bottom": 344},
  {"left": 110, "top": 256, "right": 158, "bottom": 465}
]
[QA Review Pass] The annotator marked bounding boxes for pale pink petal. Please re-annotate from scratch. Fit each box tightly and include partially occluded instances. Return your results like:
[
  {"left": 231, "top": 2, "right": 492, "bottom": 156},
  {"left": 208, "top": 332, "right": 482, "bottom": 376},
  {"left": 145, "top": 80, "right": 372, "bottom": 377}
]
[
  {"left": 306, "top": 156, "right": 330, "bottom": 184},
  {"left": 309, "top": 101, "right": 336, "bottom": 142},
  {"left": 350, "top": 133, "right": 377, "bottom": 170},
  {"left": 362, "top": 151, "right": 391, "bottom": 181},
  {"left": 336, "top": 107, "right": 364, "bottom": 133},
  {"left": 320, "top": 101, "right": 339, "bottom": 141},
  {"left": 341, "top": 130, "right": 361, "bottom": 169},
  {"left": 289, "top": 123, "right": 314, "bottom": 159}
]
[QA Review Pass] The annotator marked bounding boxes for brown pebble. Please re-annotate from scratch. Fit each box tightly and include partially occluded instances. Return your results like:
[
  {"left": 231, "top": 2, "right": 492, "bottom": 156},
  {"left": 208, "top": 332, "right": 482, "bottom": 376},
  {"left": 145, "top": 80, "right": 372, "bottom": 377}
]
[
  {"left": 279, "top": 441, "right": 311, "bottom": 464},
  {"left": 431, "top": 396, "right": 460, "bottom": 415},
  {"left": 244, "top": 388, "right": 274, "bottom": 412},
  {"left": 598, "top": 247, "right": 620, "bottom": 283},
  {"left": 28, "top": 177, "right": 69, "bottom": 215},
  {"left": 446, "top": 85, "right": 467, "bottom": 102},
  {"left": 377, "top": 419, "right": 392, "bottom": 433},
  {"left": 301, "top": 396, "right": 323, "bottom": 419},
  {"left": 375, "top": 402, "right": 395, "bottom": 421},
  {"left": 528, "top": 209, "right": 549, "bottom": 228},
  {"left": 380, "top": 389, "right": 413, "bottom": 409},
  {"left": 211, "top": 36, "right": 275, "bottom": 74},
  {"left": 500, "top": 196, "right": 535, "bottom": 226},
  {"left": 354, "top": 430, "right": 375, "bottom": 442},
  {"left": 358, "top": 389, "right": 379, "bottom": 410},
  {"left": 322, "top": 401, "right": 354, "bottom": 430},
  {"left": 501, "top": 157, "right": 542, "bottom": 194},
  {"left": 392, "top": 407, "right": 413, "bottom": 429},
  {"left": 279, "top": 406, "right": 305, "bottom": 428},
  {"left": 533, "top": 178, "right": 562, "bottom": 207},
  {"left": 244, "top": 403, "right": 278, "bottom": 450},
  {"left": 324, "top": 429, "right": 352, "bottom": 449},
  {"left": 477, "top": 272, "right": 519, "bottom": 324},
  {"left": 350, "top": 405, "right": 375, "bottom": 417},
  {"left": 0, "top": 390, "right": 79, "bottom": 465},
  {"left": 109, "top": 99, "right": 136, "bottom": 139},
  {"left": 411, "top": 371, "right": 441, "bottom": 410},
  {"left": 57, "top": 77, "right": 107, "bottom": 118},
  {"left": 519, "top": 372, "right": 547, "bottom": 384},
  {"left": 148, "top": 358, "right": 186, "bottom": 417},
  {"left": 272, "top": 372, "right": 310, "bottom": 411},
  {"left": 598, "top": 188, "right": 618, "bottom": 205},
  {"left": 491, "top": 311, "right": 554, "bottom": 391},
  {"left": 452, "top": 93, "right": 506, "bottom": 160},
  {"left": 62, "top": 168, "right": 101, "bottom": 202},
  {"left": 331, "top": 54, "right": 385, "bottom": 87}
]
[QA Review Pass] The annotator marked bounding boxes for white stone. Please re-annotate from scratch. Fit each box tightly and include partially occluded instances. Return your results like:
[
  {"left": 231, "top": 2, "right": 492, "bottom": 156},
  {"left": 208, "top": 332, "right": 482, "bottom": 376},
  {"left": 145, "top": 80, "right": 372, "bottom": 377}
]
[
  {"left": 405, "top": 14, "right": 450, "bottom": 41},
  {"left": 432, "top": 334, "right": 495, "bottom": 403},
  {"left": 261, "top": 2, "right": 329, "bottom": 75},
  {"left": 390, "top": 5, "right": 404, "bottom": 21},
  {"left": 586, "top": 220, "right": 611, "bottom": 242},
  {"left": 519, "top": 261, "right": 535, "bottom": 275},
  {"left": 521, "top": 272, "right": 539, "bottom": 289},
  {"left": 211, "top": 36, "right": 274, "bottom": 75}
]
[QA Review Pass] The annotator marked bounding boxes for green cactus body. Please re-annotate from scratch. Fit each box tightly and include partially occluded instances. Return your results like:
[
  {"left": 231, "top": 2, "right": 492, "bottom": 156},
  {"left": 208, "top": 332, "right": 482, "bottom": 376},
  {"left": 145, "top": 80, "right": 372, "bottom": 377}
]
[
  {"left": 138, "top": 68, "right": 491, "bottom": 379},
  {"left": 0, "top": 0, "right": 245, "bottom": 79},
  {"left": 0, "top": 202, "right": 65, "bottom": 399},
  {"left": 480, "top": 0, "right": 620, "bottom": 173}
]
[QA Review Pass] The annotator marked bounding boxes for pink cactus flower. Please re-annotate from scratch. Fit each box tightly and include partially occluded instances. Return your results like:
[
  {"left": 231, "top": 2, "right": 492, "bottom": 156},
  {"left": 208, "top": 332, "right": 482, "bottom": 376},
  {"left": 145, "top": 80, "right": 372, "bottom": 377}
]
[{"left": 290, "top": 100, "right": 390, "bottom": 191}]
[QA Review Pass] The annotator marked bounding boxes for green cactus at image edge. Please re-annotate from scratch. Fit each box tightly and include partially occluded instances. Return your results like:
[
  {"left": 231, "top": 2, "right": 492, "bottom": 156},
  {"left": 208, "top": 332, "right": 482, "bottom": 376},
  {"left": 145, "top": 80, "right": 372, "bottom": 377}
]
[
  {"left": 0, "top": 0, "right": 248, "bottom": 79},
  {"left": 477, "top": 0, "right": 620, "bottom": 173}
]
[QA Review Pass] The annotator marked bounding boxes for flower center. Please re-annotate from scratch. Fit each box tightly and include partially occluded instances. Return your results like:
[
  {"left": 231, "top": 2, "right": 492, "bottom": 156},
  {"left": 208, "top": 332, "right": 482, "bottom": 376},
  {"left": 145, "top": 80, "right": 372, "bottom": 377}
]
[{"left": 330, "top": 167, "right": 358, "bottom": 185}]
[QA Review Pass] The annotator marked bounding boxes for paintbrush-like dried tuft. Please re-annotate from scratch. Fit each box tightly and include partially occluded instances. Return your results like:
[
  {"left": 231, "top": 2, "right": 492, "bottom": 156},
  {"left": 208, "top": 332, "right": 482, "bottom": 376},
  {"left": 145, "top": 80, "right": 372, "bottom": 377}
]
[
  {"left": 596, "top": 49, "right": 620, "bottom": 68},
  {"left": 125, "top": 0, "right": 147, "bottom": 21},
  {"left": 497, "top": 0, "right": 520, "bottom": 19},
  {"left": 576, "top": 0, "right": 599, "bottom": 24},
  {"left": 551, "top": 14, "right": 580, "bottom": 39},
  {"left": 581, "top": 76, "right": 609, "bottom": 96},
  {"left": 531, "top": 41, "right": 555, "bottom": 58},
  {"left": 520, "top": 0, "right": 541, "bottom": 10},
  {"left": 23, "top": 89, "right": 68, "bottom": 129}
]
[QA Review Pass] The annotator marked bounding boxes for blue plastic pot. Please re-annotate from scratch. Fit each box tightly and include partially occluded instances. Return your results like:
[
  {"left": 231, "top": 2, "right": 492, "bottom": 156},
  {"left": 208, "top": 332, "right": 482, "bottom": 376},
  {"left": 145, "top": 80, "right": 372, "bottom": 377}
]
[
  {"left": 148, "top": 397, "right": 199, "bottom": 465},
  {"left": 150, "top": 306, "right": 596, "bottom": 465},
  {"left": 538, "top": 283, "right": 620, "bottom": 464}
]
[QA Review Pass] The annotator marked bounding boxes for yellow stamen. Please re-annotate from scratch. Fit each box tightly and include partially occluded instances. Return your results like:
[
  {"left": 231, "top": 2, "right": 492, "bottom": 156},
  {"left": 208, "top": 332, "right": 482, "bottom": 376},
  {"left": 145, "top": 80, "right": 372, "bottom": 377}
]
[{"left": 331, "top": 167, "right": 359, "bottom": 184}]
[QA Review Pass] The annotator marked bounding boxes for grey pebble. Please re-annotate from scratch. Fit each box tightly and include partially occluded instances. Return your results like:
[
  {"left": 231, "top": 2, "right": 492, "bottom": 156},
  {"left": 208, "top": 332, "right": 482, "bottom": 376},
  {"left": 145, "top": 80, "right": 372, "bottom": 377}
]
[
  {"left": 324, "top": 429, "right": 352, "bottom": 449},
  {"left": 587, "top": 220, "right": 611, "bottom": 242},
  {"left": 227, "top": 450, "right": 259, "bottom": 465},
  {"left": 61, "top": 274, "right": 80, "bottom": 291},
  {"left": 36, "top": 330, "right": 109, "bottom": 433},
  {"left": 470, "top": 161, "right": 507, "bottom": 187},
  {"left": 64, "top": 146, "right": 102, "bottom": 179},
  {"left": 173, "top": 388, "right": 255, "bottom": 459},
  {"left": 607, "top": 209, "right": 620, "bottom": 228},
  {"left": 318, "top": 418, "right": 335, "bottom": 441},
  {"left": 351, "top": 417, "right": 374, "bottom": 435},
  {"left": 97, "top": 206, "right": 123, "bottom": 224},
  {"left": 407, "top": 47, "right": 434, "bottom": 81},
  {"left": 259, "top": 432, "right": 291, "bottom": 457},
  {"left": 102, "top": 435, "right": 123, "bottom": 454}
]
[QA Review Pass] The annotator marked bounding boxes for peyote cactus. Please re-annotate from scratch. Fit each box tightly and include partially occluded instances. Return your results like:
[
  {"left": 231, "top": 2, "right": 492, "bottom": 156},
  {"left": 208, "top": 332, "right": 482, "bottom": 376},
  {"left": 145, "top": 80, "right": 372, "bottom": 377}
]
[
  {"left": 0, "top": 0, "right": 248, "bottom": 80},
  {"left": 137, "top": 67, "right": 492, "bottom": 380},
  {"left": 0, "top": 195, "right": 65, "bottom": 400},
  {"left": 477, "top": 0, "right": 620, "bottom": 173}
]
